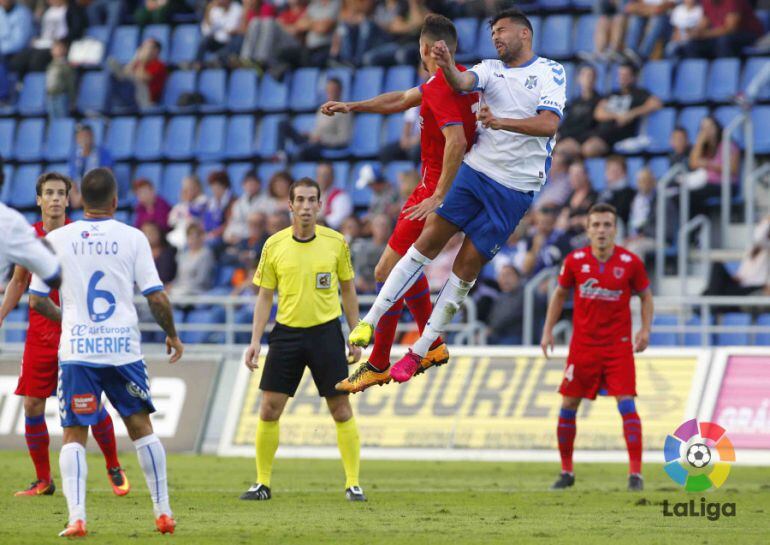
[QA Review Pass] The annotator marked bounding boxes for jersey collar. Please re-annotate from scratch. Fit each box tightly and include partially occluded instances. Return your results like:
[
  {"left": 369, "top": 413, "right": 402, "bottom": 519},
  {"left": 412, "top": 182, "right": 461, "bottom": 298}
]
[{"left": 505, "top": 55, "right": 538, "bottom": 69}]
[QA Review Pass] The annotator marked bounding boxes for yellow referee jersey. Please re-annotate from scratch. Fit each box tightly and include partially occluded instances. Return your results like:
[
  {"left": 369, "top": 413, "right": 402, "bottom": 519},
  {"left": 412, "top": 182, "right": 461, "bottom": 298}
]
[{"left": 252, "top": 226, "right": 355, "bottom": 328}]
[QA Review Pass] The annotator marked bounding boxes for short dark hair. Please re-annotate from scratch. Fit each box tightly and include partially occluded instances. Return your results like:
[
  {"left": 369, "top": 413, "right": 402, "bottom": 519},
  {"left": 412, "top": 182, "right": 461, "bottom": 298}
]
[
  {"left": 208, "top": 170, "right": 231, "bottom": 189},
  {"left": 76, "top": 123, "right": 93, "bottom": 134},
  {"left": 606, "top": 154, "right": 627, "bottom": 173},
  {"left": 148, "top": 38, "right": 161, "bottom": 52},
  {"left": 672, "top": 125, "right": 687, "bottom": 134},
  {"left": 242, "top": 169, "right": 259, "bottom": 184},
  {"left": 588, "top": 202, "right": 618, "bottom": 222},
  {"left": 420, "top": 13, "right": 457, "bottom": 50},
  {"left": 327, "top": 77, "right": 342, "bottom": 89},
  {"left": 289, "top": 177, "right": 321, "bottom": 201},
  {"left": 36, "top": 171, "right": 73, "bottom": 196},
  {"left": 81, "top": 168, "right": 117, "bottom": 208},
  {"left": 619, "top": 61, "right": 639, "bottom": 75},
  {"left": 490, "top": 8, "right": 533, "bottom": 33}
]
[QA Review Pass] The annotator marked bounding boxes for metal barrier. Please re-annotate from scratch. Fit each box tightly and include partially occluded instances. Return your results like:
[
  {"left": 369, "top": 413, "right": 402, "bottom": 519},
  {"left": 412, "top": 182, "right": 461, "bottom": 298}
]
[
  {"left": 677, "top": 214, "right": 711, "bottom": 295},
  {"left": 655, "top": 163, "right": 686, "bottom": 288},
  {"left": 522, "top": 266, "right": 559, "bottom": 345}
]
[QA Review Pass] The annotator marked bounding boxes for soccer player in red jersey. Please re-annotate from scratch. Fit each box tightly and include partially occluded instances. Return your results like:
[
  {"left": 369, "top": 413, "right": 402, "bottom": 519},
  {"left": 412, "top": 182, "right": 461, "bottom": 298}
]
[
  {"left": 321, "top": 14, "right": 478, "bottom": 393},
  {"left": 540, "top": 203, "right": 654, "bottom": 491},
  {"left": 0, "top": 172, "right": 130, "bottom": 497}
]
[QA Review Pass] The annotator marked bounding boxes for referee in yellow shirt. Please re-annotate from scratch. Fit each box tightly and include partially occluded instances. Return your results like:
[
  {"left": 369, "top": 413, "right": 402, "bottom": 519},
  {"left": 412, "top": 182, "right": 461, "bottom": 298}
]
[{"left": 240, "top": 177, "right": 366, "bottom": 502}]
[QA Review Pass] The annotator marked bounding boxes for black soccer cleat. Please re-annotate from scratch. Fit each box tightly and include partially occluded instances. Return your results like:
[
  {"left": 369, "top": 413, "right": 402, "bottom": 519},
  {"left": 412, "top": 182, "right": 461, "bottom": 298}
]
[
  {"left": 345, "top": 486, "right": 367, "bottom": 502},
  {"left": 550, "top": 472, "right": 575, "bottom": 490},
  {"left": 628, "top": 473, "right": 644, "bottom": 491},
  {"left": 240, "top": 483, "right": 272, "bottom": 500}
]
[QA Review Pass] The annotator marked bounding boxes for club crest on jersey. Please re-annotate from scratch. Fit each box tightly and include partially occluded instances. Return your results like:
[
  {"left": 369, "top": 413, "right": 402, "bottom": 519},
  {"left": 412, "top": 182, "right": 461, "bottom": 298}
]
[
  {"left": 613, "top": 267, "right": 625, "bottom": 279},
  {"left": 581, "top": 264, "right": 590, "bottom": 273},
  {"left": 316, "top": 272, "right": 331, "bottom": 289},
  {"left": 525, "top": 75, "right": 538, "bottom": 89},
  {"left": 620, "top": 253, "right": 632, "bottom": 263}
]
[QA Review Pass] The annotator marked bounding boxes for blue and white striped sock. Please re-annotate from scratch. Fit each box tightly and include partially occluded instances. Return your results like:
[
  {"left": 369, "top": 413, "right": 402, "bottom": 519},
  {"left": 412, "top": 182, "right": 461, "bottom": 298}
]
[{"left": 134, "top": 433, "right": 171, "bottom": 517}]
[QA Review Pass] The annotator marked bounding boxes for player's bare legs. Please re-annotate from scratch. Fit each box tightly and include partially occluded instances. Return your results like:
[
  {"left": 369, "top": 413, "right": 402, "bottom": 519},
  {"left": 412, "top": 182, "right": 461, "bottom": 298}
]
[
  {"left": 326, "top": 395, "right": 365, "bottom": 501},
  {"left": 59, "top": 426, "right": 90, "bottom": 536},
  {"left": 616, "top": 395, "right": 644, "bottom": 490},
  {"left": 552, "top": 396, "right": 581, "bottom": 490},
  {"left": 122, "top": 411, "right": 175, "bottom": 533}
]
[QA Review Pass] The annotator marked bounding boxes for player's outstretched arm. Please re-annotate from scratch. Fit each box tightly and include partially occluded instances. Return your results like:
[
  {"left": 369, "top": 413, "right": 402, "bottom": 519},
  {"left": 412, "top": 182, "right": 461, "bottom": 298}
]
[
  {"left": 0, "top": 265, "right": 29, "bottom": 327},
  {"left": 244, "top": 286, "right": 274, "bottom": 371},
  {"left": 146, "top": 290, "right": 183, "bottom": 363},
  {"left": 339, "top": 279, "right": 362, "bottom": 364},
  {"left": 540, "top": 285, "right": 569, "bottom": 357},
  {"left": 28, "top": 293, "right": 62, "bottom": 323},
  {"left": 321, "top": 87, "right": 422, "bottom": 116},
  {"left": 430, "top": 40, "right": 476, "bottom": 93},
  {"left": 634, "top": 288, "right": 654, "bottom": 353},
  {"left": 478, "top": 108, "right": 560, "bottom": 137}
]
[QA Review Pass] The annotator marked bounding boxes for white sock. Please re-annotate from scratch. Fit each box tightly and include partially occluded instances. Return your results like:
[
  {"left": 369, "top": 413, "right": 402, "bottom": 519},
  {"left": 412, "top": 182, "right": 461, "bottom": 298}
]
[
  {"left": 60, "top": 442, "right": 87, "bottom": 524},
  {"left": 413, "top": 272, "right": 475, "bottom": 357},
  {"left": 363, "top": 245, "right": 432, "bottom": 326},
  {"left": 134, "top": 433, "right": 172, "bottom": 517}
]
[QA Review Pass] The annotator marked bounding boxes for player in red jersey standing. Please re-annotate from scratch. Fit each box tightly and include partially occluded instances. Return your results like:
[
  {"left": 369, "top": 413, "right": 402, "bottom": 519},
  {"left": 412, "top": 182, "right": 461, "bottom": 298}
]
[
  {"left": 321, "top": 14, "right": 479, "bottom": 393},
  {"left": 540, "top": 203, "right": 654, "bottom": 491},
  {"left": 0, "top": 172, "right": 130, "bottom": 497}
]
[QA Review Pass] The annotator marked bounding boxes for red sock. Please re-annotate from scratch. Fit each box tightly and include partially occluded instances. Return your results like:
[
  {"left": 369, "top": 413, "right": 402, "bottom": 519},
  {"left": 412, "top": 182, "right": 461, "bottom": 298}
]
[
  {"left": 369, "top": 294, "right": 404, "bottom": 371},
  {"left": 557, "top": 408, "right": 576, "bottom": 473},
  {"left": 92, "top": 407, "right": 120, "bottom": 469},
  {"left": 24, "top": 414, "right": 51, "bottom": 482},
  {"left": 403, "top": 274, "right": 443, "bottom": 348},
  {"left": 619, "top": 400, "right": 643, "bottom": 474}
]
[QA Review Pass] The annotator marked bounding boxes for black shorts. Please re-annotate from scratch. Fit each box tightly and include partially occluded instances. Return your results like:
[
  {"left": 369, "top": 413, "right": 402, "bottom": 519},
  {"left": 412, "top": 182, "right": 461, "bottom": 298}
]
[{"left": 260, "top": 319, "right": 349, "bottom": 398}]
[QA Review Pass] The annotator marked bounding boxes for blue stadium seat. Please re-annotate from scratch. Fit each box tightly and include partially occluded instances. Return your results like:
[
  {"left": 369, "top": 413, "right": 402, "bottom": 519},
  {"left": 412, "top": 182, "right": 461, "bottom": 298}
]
[
  {"left": 648, "top": 157, "right": 670, "bottom": 178},
  {"left": 134, "top": 116, "right": 164, "bottom": 160},
  {"left": 348, "top": 162, "right": 380, "bottom": 207},
  {"left": 198, "top": 69, "right": 226, "bottom": 112},
  {"left": 684, "top": 315, "right": 713, "bottom": 346},
  {"left": 113, "top": 163, "right": 131, "bottom": 199},
  {"left": 163, "top": 70, "right": 197, "bottom": 112},
  {"left": 454, "top": 18, "right": 480, "bottom": 63},
  {"left": 133, "top": 162, "right": 162, "bottom": 188},
  {"left": 323, "top": 68, "right": 353, "bottom": 101},
  {"left": 227, "top": 163, "right": 254, "bottom": 196},
  {"left": 163, "top": 115, "right": 195, "bottom": 159},
  {"left": 384, "top": 65, "right": 416, "bottom": 93},
  {"left": 225, "top": 115, "right": 255, "bottom": 160},
  {"left": 713, "top": 105, "right": 742, "bottom": 145},
  {"left": 677, "top": 106, "right": 709, "bottom": 142},
  {"left": 257, "top": 163, "right": 284, "bottom": 184},
  {"left": 183, "top": 308, "right": 225, "bottom": 343},
  {"left": 540, "top": 16, "right": 572, "bottom": 59},
  {"left": 105, "top": 117, "right": 137, "bottom": 160},
  {"left": 160, "top": 163, "right": 190, "bottom": 203},
  {"left": 645, "top": 108, "right": 675, "bottom": 153},
  {"left": 0, "top": 119, "right": 16, "bottom": 159},
  {"left": 384, "top": 114, "right": 405, "bottom": 145},
  {"left": 289, "top": 67, "right": 320, "bottom": 112},
  {"left": 194, "top": 115, "right": 226, "bottom": 161},
  {"left": 574, "top": 15, "right": 598, "bottom": 55},
  {"left": 475, "top": 18, "right": 497, "bottom": 59},
  {"left": 291, "top": 162, "right": 316, "bottom": 181},
  {"left": 707, "top": 58, "right": 740, "bottom": 103},
  {"left": 347, "top": 114, "right": 383, "bottom": 159},
  {"left": 385, "top": 161, "right": 415, "bottom": 185},
  {"left": 741, "top": 57, "right": 770, "bottom": 100},
  {"left": 673, "top": 59, "right": 708, "bottom": 104},
  {"left": 169, "top": 24, "right": 200, "bottom": 65},
  {"left": 227, "top": 69, "right": 259, "bottom": 112},
  {"left": 44, "top": 118, "right": 75, "bottom": 162},
  {"left": 256, "top": 114, "right": 285, "bottom": 158},
  {"left": 17, "top": 73, "right": 46, "bottom": 116},
  {"left": 0, "top": 164, "right": 12, "bottom": 203},
  {"left": 259, "top": 73, "right": 290, "bottom": 112},
  {"left": 640, "top": 60, "right": 672, "bottom": 103},
  {"left": 109, "top": 26, "right": 140, "bottom": 65},
  {"left": 585, "top": 158, "right": 606, "bottom": 192},
  {"left": 141, "top": 24, "right": 170, "bottom": 63},
  {"left": 562, "top": 61, "right": 575, "bottom": 98},
  {"left": 626, "top": 156, "right": 645, "bottom": 186},
  {"left": 752, "top": 106, "right": 770, "bottom": 153},
  {"left": 84, "top": 25, "right": 110, "bottom": 65},
  {"left": 82, "top": 118, "right": 105, "bottom": 146},
  {"left": 717, "top": 312, "right": 751, "bottom": 345},
  {"left": 4, "top": 308, "right": 27, "bottom": 343},
  {"left": 351, "top": 66, "right": 384, "bottom": 102},
  {"left": 756, "top": 314, "right": 770, "bottom": 345},
  {"left": 197, "top": 163, "right": 224, "bottom": 187},
  {"left": 331, "top": 162, "right": 350, "bottom": 189},
  {"left": 77, "top": 71, "right": 110, "bottom": 114},
  {"left": 650, "top": 314, "right": 678, "bottom": 346},
  {"left": 9, "top": 165, "right": 42, "bottom": 207},
  {"left": 290, "top": 113, "right": 316, "bottom": 135},
  {"left": 540, "top": 0, "right": 571, "bottom": 10},
  {"left": 573, "top": 0, "right": 595, "bottom": 8},
  {"left": 14, "top": 118, "right": 45, "bottom": 162}
]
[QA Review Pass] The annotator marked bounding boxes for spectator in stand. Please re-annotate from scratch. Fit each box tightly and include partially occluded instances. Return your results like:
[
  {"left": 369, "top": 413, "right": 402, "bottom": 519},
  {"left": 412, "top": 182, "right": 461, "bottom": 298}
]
[
  {"left": 266, "top": 170, "right": 293, "bottom": 212},
  {"left": 424, "top": 232, "right": 463, "bottom": 290},
  {"left": 194, "top": 0, "right": 243, "bottom": 66},
  {"left": 361, "top": 0, "right": 428, "bottom": 66},
  {"left": 133, "top": 177, "right": 172, "bottom": 233},
  {"left": 674, "top": 0, "right": 763, "bottom": 58},
  {"left": 581, "top": 63, "right": 662, "bottom": 158},
  {"left": 86, "top": 0, "right": 122, "bottom": 29},
  {"left": 221, "top": 0, "right": 276, "bottom": 67},
  {"left": 68, "top": 123, "right": 113, "bottom": 208},
  {"left": 677, "top": 115, "right": 740, "bottom": 218},
  {"left": 171, "top": 221, "right": 216, "bottom": 297},
  {"left": 535, "top": 147, "right": 573, "bottom": 210},
  {"left": 134, "top": 0, "right": 182, "bottom": 26},
  {"left": 351, "top": 213, "right": 391, "bottom": 294},
  {"left": 317, "top": 161, "right": 352, "bottom": 229},
  {"left": 556, "top": 65, "right": 601, "bottom": 159},
  {"left": 597, "top": 155, "right": 636, "bottom": 226},
  {"left": 624, "top": 167, "right": 676, "bottom": 260},
  {"left": 586, "top": 0, "right": 627, "bottom": 62},
  {"left": 168, "top": 174, "right": 208, "bottom": 249},
  {"left": 329, "top": 0, "right": 381, "bottom": 66},
  {"left": 664, "top": 0, "right": 704, "bottom": 57},
  {"left": 223, "top": 210, "right": 268, "bottom": 270},
  {"left": 486, "top": 263, "right": 524, "bottom": 345},
  {"left": 271, "top": 0, "right": 340, "bottom": 74},
  {"left": 0, "top": 0, "right": 34, "bottom": 71},
  {"left": 521, "top": 204, "right": 571, "bottom": 277},
  {"left": 277, "top": 77, "right": 352, "bottom": 161},
  {"left": 45, "top": 38, "right": 74, "bottom": 118},
  {"left": 397, "top": 168, "right": 419, "bottom": 209},
  {"left": 108, "top": 37, "right": 168, "bottom": 110},
  {"left": 140, "top": 221, "right": 177, "bottom": 285},
  {"left": 623, "top": 0, "right": 675, "bottom": 63},
  {"left": 379, "top": 105, "right": 421, "bottom": 162},
  {"left": 202, "top": 170, "right": 235, "bottom": 248},
  {"left": 355, "top": 163, "right": 400, "bottom": 220},
  {"left": 340, "top": 214, "right": 361, "bottom": 244},
  {"left": 9, "top": 0, "right": 86, "bottom": 78},
  {"left": 239, "top": 0, "right": 307, "bottom": 68},
  {"left": 266, "top": 209, "right": 292, "bottom": 236},
  {"left": 223, "top": 170, "right": 273, "bottom": 245},
  {"left": 668, "top": 125, "right": 691, "bottom": 170},
  {"left": 565, "top": 160, "right": 598, "bottom": 218}
]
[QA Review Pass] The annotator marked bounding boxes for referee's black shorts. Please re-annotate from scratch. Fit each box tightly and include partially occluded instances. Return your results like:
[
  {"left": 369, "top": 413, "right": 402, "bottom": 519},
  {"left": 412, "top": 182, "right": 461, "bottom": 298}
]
[{"left": 260, "top": 319, "right": 349, "bottom": 398}]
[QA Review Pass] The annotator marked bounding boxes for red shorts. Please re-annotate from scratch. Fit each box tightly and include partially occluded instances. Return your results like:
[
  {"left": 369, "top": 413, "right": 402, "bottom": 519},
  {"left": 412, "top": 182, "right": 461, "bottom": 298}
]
[
  {"left": 387, "top": 181, "right": 436, "bottom": 256},
  {"left": 558, "top": 343, "right": 636, "bottom": 400},
  {"left": 15, "top": 344, "right": 59, "bottom": 399}
]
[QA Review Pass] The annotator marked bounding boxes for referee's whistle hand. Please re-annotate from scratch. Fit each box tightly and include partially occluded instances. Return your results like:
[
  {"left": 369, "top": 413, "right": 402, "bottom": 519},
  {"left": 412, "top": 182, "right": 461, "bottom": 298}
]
[{"left": 245, "top": 344, "right": 261, "bottom": 371}]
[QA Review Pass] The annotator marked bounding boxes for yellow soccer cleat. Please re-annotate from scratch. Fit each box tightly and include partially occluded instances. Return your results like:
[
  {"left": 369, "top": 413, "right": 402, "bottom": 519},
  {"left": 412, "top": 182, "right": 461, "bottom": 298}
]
[
  {"left": 348, "top": 321, "right": 375, "bottom": 348},
  {"left": 415, "top": 342, "right": 450, "bottom": 376},
  {"left": 336, "top": 362, "right": 391, "bottom": 393}
]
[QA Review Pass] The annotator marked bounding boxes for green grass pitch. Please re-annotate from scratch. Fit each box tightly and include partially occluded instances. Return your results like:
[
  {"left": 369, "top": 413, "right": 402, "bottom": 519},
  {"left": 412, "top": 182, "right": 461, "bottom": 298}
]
[{"left": 0, "top": 451, "right": 767, "bottom": 544}]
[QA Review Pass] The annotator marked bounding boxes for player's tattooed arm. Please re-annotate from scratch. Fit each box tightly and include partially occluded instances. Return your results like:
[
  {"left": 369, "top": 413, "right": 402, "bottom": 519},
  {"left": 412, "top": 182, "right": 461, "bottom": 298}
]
[
  {"left": 146, "top": 290, "right": 178, "bottom": 339},
  {"left": 28, "top": 294, "right": 62, "bottom": 323}
]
